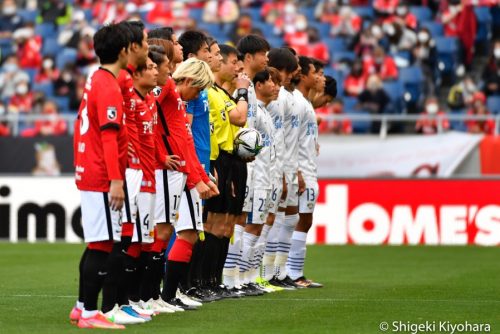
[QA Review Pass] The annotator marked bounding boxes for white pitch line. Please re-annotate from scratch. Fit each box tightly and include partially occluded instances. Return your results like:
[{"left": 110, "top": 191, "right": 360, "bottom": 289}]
[{"left": 4, "top": 295, "right": 500, "bottom": 304}]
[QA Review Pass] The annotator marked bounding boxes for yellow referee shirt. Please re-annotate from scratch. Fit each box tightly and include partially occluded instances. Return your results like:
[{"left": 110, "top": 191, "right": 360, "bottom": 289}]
[{"left": 208, "top": 85, "right": 237, "bottom": 160}]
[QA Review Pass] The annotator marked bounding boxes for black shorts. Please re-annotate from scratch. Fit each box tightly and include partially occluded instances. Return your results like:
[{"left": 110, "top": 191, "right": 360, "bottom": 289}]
[
  {"left": 228, "top": 155, "right": 247, "bottom": 216},
  {"left": 205, "top": 151, "right": 233, "bottom": 214}
]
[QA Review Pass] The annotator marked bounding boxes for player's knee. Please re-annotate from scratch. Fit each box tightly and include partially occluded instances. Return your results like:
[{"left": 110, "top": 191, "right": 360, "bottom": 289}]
[
  {"left": 177, "top": 229, "right": 199, "bottom": 244},
  {"left": 156, "top": 223, "right": 173, "bottom": 241}
]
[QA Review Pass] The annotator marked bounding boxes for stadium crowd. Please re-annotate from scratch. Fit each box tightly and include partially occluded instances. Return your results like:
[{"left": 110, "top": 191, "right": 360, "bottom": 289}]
[{"left": 0, "top": 0, "right": 499, "bottom": 137}]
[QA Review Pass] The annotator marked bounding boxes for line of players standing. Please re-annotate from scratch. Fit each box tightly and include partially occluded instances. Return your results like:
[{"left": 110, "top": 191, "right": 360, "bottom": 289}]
[{"left": 70, "top": 20, "right": 337, "bottom": 329}]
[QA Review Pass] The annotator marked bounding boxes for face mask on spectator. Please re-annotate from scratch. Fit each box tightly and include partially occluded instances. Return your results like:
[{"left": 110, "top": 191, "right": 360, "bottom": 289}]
[
  {"left": 62, "top": 72, "right": 72, "bottom": 82},
  {"left": 383, "top": 24, "right": 396, "bottom": 37},
  {"left": 16, "top": 84, "right": 28, "bottom": 95},
  {"left": 418, "top": 32, "right": 430, "bottom": 43},
  {"left": 3, "top": 63, "right": 17, "bottom": 73},
  {"left": 465, "top": 81, "right": 476, "bottom": 93},
  {"left": 426, "top": 103, "right": 438, "bottom": 114},
  {"left": 0, "top": 105, "right": 5, "bottom": 115},
  {"left": 371, "top": 25, "right": 383, "bottom": 39},
  {"left": 396, "top": 6, "right": 408, "bottom": 16},
  {"left": 494, "top": 48, "right": 500, "bottom": 59},
  {"left": 296, "top": 19, "right": 307, "bottom": 31},
  {"left": 2, "top": 5, "right": 16, "bottom": 16},
  {"left": 42, "top": 59, "right": 54, "bottom": 70}
]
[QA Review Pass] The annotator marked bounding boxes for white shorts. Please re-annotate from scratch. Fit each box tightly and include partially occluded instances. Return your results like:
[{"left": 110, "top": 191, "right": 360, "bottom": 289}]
[
  {"left": 284, "top": 171, "right": 299, "bottom": 207},
  {"left": 175, "top": 187, "right": 203, "bottom": 232},
  {"left": 299, "top": 177, "right": 319, "bottom": 214},
  {"left": 136, "top": 192, "right": 155, "bottom": 244},
  {"left": 110, "top": 169, "right": 142, "bottom": 237},
  {"left": 242, "top": 164, "right": 254, "bottom": 213},
  {"left": 154, "top": 169, "right": 187, "bottom": 224},
  {"left": 268, "top": 176, "right": 284, "bottom": 214},
  {"left": 248, "top": 188, "right": 270, "bottom": 225},
  {"left": 80, "top": 191, "right": 120, "bottom": 243}
]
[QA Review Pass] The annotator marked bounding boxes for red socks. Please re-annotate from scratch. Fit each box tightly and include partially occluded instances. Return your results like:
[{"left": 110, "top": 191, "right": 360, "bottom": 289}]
[{"left": 167, "top": 238, "right": 193, "bottom": 263}]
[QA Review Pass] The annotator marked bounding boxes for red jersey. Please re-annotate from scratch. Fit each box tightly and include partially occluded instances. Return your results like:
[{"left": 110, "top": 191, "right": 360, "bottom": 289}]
[
  {"left": 134, "top": 89, "right": 157, "bottom": 193},
  {"left": 74, "top": 68, "right": 128, "bottom": 192},
  {"left": 118, "top": 65, "right": 141, "bottom": 170},
  {"left": 155, "top": 78, "right": 209, "bottom": 188}
]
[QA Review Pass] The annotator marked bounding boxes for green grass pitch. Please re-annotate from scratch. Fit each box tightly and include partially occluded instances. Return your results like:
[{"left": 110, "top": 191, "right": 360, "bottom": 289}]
[{"left": 0, "top": 243, "right": 499, "bottom": 333}]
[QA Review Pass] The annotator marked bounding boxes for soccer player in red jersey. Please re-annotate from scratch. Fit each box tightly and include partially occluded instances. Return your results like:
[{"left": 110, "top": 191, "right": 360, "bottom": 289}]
[
  {"left": 99, "top": 20, "right": 150, "bottom": 325},
  {"left": 70, "top": 23, "right": 129, "bottom": 330}
]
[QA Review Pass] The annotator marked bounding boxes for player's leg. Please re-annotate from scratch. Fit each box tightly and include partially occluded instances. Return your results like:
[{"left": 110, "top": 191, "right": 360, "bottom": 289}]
[{"left": 288, "top": 178, "right": 322, "bottom": 288}]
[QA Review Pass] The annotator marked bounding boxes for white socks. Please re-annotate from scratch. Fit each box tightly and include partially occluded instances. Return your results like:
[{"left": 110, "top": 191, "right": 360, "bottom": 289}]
[
  {"left": 275, "top": 213, "right": 299, "bottom": 280},
  {"left": 223, "top": 224, "right": 244, "bottom": 289},
  {"left": 262, "top": 212, "right": 284, "bottom": 280},
  {"left": 238, "top": 232, "right": 258, "bottom": 284},
  {"left": 286, "top": 231, "right": 307, "bottom": 280}
]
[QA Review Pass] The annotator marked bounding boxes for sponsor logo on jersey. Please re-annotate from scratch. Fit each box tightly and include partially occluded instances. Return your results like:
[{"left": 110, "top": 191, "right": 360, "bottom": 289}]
[{"left": 107, "top": 106, "right": 117, "bottom": 120}]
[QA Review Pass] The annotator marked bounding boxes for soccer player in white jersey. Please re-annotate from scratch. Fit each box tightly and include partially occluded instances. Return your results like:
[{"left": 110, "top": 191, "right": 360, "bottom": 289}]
[
  {"left": 287, "top": 56, "right": 325, "bottom": 288},
  {"left": 238, "top": 69, "right": 276, "bottom": 290},
  {"left": 223, "top": 34, "right": 269, "bottom": 295},
  {"left": 261, "top": 48, "right": 299, "bottom": 287}
]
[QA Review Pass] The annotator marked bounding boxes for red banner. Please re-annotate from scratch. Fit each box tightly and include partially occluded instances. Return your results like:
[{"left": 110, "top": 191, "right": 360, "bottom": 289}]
[{"left": 310, "top": 180, "right": 500, "bottom": 246}]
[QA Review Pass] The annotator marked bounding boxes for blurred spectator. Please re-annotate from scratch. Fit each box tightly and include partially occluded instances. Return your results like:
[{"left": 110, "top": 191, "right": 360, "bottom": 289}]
[
  {"left": 358, "top": 74, "right": 390, "bottom": 133},
  {"left": 413, "top": 27, "right": 437, "bottom": 95},
  {"left": 415, "top": 96, "right": 449, "bottom": 134},
  {"left": 35, "top": 56, "right": 59, "bottom": 83},
  {"left": 373, "top": 0, "right": 400, "bottom": 17},
  {"left": 447, "top": 74, "right": 478, "bottom": 110},
  {"left": 385, "top": 21, "right": 416, "bottom": 53},
  {"left": 482, "top": 39, "right": 500, "bottom": 96},
  {"left": 465, "top": 92, "right": 495, "bottom": 135},
  {"left": 37, "top": 0, "right": 72, "bottom": 25},
  {"left": 0, "top": 0, "right": 24, "bottom": 39},
  {"left": 330, "top": 6, "right": 362, "bottom": 39},
  {"left": 58, "top": 10, "right": 88, "bottom": 49},
  {"left": 203, "top": 0, "right": 239, "bottom": 24},
  {"left": 54, "top": 63, "right": 77, "bottom": 99},
  {"left": 230, "top": 13, "right": 254, "bottom": 45},
  {"left": 92, "top": 0, "right": 130, "bottom": 25},
  {"left": 264, "top": 1, "right": 299, "bottom": 36},
  {"left": 315, "top": 0, "right": 343, "bottom": 23},
  {"left": 261, "top": 0, "right": 287, "bottom": 25},
  {"left": 355, "top": 23, "right": 385, "bottom": 57},
  {"left": 0, "top": 55, "right": 30, "bottom": 100},
  {"left": 8, "top": 81, "right": 34, "bottom": 113},
  {"left": 75, "top": 27, "right": 97, "bottom": 69},
  {"left": 32, "top": 100, "right": 67, "bottom": 136},
  {"left": 304, "top": 27, "right": 329, "bottom": 63},
  {"left": 383, "top": 2, "right": 417, "bottom": 31},
  {"left": 0, "top": 101, "right": 11, "bottom": 136},
  {"left": 284, "top": 14, "right": 309, "bottom": 51},
  {"left": 363, "top": 46, "right": 399, "bottom": 80},
  {"left": 344, "top": 59, "right": 366, "bottom": 97},
  {"left": 147, "top": 1, "right": 194, "bottom": 30},
  {"left": 13, "top": 26, "right": 42, "bottom": 69},
  {"left": 317, "top": 99, "right": 353, "bottom": 134}
]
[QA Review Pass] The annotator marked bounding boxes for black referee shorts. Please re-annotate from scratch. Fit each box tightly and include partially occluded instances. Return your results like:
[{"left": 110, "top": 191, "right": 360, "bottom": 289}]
[
  {"left": 206, "top": 151, "right": 233, "bottom": 214},
  {"left": 228, "top": 154, "right": 247, "bottom": 216}
]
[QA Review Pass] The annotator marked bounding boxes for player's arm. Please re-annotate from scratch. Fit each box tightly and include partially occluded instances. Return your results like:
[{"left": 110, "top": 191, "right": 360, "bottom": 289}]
[
  {"left": 229, "top": 73, "right": 250, "bottom": 127},
  {"left": 186, "top": 100, "right": 194, "bottom": 125}
]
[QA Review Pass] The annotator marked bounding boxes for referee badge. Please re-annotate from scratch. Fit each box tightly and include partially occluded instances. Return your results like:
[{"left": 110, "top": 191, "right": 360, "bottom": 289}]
[
  {"left": 107, "top": 106, "right": 117, "bottom": 120},
  {"left": 220, "top": 108, "right": 226, "bottom": 121}
]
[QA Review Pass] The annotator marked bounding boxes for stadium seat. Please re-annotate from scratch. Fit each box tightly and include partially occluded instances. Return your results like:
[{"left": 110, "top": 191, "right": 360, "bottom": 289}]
[
  {"left": 410, "top": 6, "right": 433, "bottom": 23},
  {"left": 474, "top": 7, "right": 492, "bottom": 43},
  {"left": 345, "top": 109, "right": 371, "bottom": 134},
  {"left": 352, "top": 6, "right": 374, "bottom": 21},
  {"left": 487, "top": 96, "right": 500, "bottom": 114},
  {"left": 324, "top": 67, "right": 344, "bottom": 96},
  {"left": 241, "top": 7, "right": 262, "bottom": 22},
  {"left": 189, "top": 8, "right": 203, "bottom": 22},
  {"left": 53, "top": 96, "right": 70, "bottom": 111},
  {"left": 17, "top": 9, "right": 38, "bottom": 23},
  {"left": 56, "top": 48, "right": 77, "bottom": 69},
  {"left": 308, "top": 22, "right": 331, "bottom": 37},
  {"left": 435, "top": 36, "right": 459, "bottom": 76},
  {"left": 399, "top": 66, "right": 424, "bottom": 105},
  {"left": 0, "top": 38, "right": 13, "bottom": 59},
  {"left": 266, "top": 36, "right": 285, "bottom": 48},
  {"left": 299, "top": 6, "right": 316, "bottom": 22},
  {"left": 324, "top": 37, "right": 347, "bottom": 54},
  {"left": 383, "top": 80, "right": 405, "bottom": 113},
  {"left": 25, "top": 68, "right": 38, "bottom": 83},
  {"left": 32, "top": 82, "right": 54, "bottom": 97},
  {"left": 35, "top": 23, "right": 57, "bottom": 39},
  {"left": 449, "top": 109, "right": 467, "bottom": 132},
  {"left": 421, "top": 21, "right": 444, "bottom": 37},
  {"left": 252, "top": 21, "right": 275, "bottom": 35},
  {"left": 331, "top": 51, "right": 356, "bottom": 65},
  {"left": 342, "top": 96, "right": 357, "bottom": 112},
  {"left": 83, "top": 8, "right": 93, "bottom": 22},
  {"left": 42, "top": 37, "right": 59, "bottom": 56}
]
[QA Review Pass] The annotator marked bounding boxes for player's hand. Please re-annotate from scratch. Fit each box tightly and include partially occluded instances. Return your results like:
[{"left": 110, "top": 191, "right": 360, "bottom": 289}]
[
  {"left": 164, "top": 155, "right": 181, "bottom": 170},
  {"left": 206, "top": 180, "right": 219, "bottom": 198},
  {"left": 281, "top": 174, "right": 288, "bottom": 200},
  {"left": 213, "top": 168, "right": 219, "bottom": 186},
  {"left": 242, "top": 156, "right": 255, "bottom": 163},
  {"left": 298, "top": 171, "right": 306, "bottom": 196},
  {"left": 236, "top": 73, "right": 250, "bottom": 89},
  {"left": 109, "top": 180, "right": 125, "bottom": 211},
  {"left": 195, "top": 181, "right": 211, "bottom": 200}
]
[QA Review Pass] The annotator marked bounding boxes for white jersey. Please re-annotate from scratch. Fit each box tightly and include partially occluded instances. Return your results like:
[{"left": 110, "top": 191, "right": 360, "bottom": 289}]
[
  {"left": 252, "top": 99, "right": 274, "bottom": 190},
  {"left": 267, "top": 98, "right": 284, "bottom": 179},
  {"left": 282, "top": 87, "right": 300, "bottom": 173},
  {"left": 241, "top": 82, "right": 258, "bottom": 129},
  {"left": 296, "top": 90, "right": 318, "bottom": 178}
]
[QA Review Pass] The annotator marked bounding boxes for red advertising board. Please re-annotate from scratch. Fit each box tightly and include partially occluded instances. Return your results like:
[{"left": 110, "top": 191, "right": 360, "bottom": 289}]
[{"left": 310, "top": 180, "right": 500, "bottom": 245}]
